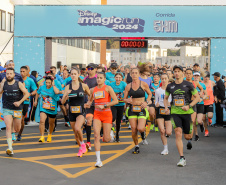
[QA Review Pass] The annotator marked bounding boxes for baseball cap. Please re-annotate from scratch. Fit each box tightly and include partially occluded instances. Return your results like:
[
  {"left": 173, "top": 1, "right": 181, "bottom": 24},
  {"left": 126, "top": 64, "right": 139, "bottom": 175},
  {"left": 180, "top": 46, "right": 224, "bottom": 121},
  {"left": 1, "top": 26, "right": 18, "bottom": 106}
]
[
  {"left": 212, "top": 72, "right": 221, "bottom": 77},
  {"left": 87, "top": 63, "right": 96, "bottom": 69},
  {"left": 204, "top": 71, "right": 210, "bottom": 77},
  {"left": 173, "top": 65, "right": 183, "bottom": 72},
  {"left": 5, "top": 60, "right": 13, "bottom": 66},
  {"left": 110, "top": 62, "right": 118, "bottom": 68},
  {"left": 193, "top": 72, "right": 200, "bottom": 76},
  {"left": 193, "top": 63, "right": 199, "bottom": 67},
  {"left": 0, "top": 66, "right": 6, "bottom": 72}
]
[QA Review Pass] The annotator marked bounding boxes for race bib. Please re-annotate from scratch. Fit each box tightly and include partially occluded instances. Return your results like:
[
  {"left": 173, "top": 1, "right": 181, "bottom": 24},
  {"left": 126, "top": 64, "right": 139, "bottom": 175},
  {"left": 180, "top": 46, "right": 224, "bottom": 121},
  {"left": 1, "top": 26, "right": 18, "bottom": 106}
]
[
  {"left": 14, "top": 111, "right": 22, "bottom": 118},
  {"left": 71, "top": 106, "right": 81, "bottom": 113},
  {"left": 205, "top": 96, "right": 210, "bottom": 100},
  {"left": 94, "top": 91, "right": 105, "bottom": 99},
  {"left": 132, "top": 106, "right": 141, "bottom": 112},
  {"left": 174, "top": 99, "right": 185, "bottom": 106},
  {"left": 159, "top": 108, "right": 166, "bottom": 115},
  {"left": 43, "top": 103, "right": 51, "bottom": 109}
]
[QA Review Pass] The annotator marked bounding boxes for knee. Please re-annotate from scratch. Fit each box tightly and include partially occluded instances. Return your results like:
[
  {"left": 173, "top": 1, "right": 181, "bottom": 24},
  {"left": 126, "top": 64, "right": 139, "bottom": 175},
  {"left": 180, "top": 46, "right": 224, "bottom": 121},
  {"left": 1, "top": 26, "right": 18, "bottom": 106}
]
[
  {"left": 14, "top": 126, "right": 21, "bottom": 133},
  {"left": 87, "top": 119, "right": 92, "bottom": 126},
  {"left": 160, "top": 128, "right": 165, "bottom": 135},
  {"left": 94, "top": 133, "right": 100, "bottom": 140},
  {"left": 166, "top": 130, "right": 172, "bottom": 136},
  {"left": 74, "top": 126, "right": 80, "bottom": 133},
  {"left": 175, "top": 130, "right": 182, "bottom": 138}
]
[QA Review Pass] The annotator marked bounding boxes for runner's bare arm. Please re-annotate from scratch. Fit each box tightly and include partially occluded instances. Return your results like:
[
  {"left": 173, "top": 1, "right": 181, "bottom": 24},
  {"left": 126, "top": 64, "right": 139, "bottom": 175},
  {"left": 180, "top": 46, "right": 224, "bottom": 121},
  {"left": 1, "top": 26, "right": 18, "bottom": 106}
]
[
  {"left": 142, "top": 81, "right": 152, "bottom": 103},
  {"left": 196, "top": 81, "right": 203, "bottom": 94},
  {"left": 106, "top": 86, "right": 118, "bottom": 107},
  {"left": 123, "top": 84, "right": 131, "bottom": 103},
  {"left": 0, "top": 77, "right": 6, "bottom": 94},
  {"left": 190, "top": 91, "right": 200, "bottom": 107},
  {"left": 15, "top": 82, "right": 30, "bottom": 106},
  {"left": 164, "top": 94, "right": 170, "bottom": 114},
  {"left": 85, "top": 88, "right": 94, "bottom": 108},
  {"left": 83, "top": 83, "right": 90, "bottom": 97},
  {"left": 61, "top": 85, "right": 70, "bottom": 105}
]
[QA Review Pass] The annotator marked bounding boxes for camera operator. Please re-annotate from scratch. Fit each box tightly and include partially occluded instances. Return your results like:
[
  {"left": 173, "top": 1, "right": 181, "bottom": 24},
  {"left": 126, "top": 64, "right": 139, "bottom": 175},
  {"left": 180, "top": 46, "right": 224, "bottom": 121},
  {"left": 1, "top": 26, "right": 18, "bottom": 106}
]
[{"left": 212, "top": 72, "right": 225, "bottom": 127}]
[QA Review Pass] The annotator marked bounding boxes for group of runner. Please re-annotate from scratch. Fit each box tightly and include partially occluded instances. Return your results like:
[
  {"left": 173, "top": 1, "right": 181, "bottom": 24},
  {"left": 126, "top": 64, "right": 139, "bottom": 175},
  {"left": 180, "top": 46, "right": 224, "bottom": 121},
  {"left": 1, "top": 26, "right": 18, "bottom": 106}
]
[{"left": 0, "top": 60, "right": 216, "bottom": 167}]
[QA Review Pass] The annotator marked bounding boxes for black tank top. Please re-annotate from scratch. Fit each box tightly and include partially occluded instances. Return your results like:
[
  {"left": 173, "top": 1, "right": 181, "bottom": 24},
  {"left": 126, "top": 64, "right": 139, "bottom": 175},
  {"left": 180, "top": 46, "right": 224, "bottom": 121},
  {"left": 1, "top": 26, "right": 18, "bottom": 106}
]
[
  {"left": 128, "top": 81, "right": 145, "bottom": 98},
  {"left": 68, "top": 82, "right": 85, "bottom": 106},
  {"left": 3, "top": 80, "right": 24, "bottom": 110}
]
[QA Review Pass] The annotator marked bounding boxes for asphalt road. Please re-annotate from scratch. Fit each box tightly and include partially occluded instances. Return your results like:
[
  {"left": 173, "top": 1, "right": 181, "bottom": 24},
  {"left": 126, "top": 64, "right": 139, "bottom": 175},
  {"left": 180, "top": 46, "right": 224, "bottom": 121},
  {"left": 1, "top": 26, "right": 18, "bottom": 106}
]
[{"left": 0, "top": 122, "right": 225, "bottom": 185}]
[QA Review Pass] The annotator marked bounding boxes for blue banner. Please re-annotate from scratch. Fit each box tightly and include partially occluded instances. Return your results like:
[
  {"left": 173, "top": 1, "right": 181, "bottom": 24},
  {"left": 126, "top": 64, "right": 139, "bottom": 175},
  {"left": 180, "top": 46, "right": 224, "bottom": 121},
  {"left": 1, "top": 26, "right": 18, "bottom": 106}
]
[{"left": 14, "top": 5, "right": 226, "bottom": 38}]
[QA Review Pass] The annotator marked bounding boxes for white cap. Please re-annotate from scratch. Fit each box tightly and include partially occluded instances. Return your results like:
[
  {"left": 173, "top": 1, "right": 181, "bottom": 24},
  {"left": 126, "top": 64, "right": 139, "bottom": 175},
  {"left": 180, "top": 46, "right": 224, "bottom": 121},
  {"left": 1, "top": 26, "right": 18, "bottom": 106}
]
[{"left": 193, "top": 72, "right": 200, "bottom": 76}]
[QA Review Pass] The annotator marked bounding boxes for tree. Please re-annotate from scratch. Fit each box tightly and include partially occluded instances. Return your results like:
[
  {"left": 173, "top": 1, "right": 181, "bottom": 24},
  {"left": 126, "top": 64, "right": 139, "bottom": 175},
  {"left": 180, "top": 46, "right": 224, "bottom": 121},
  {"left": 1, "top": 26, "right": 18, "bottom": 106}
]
[{"left": 167, "top": 49, "right": 180, "bottom": 56}]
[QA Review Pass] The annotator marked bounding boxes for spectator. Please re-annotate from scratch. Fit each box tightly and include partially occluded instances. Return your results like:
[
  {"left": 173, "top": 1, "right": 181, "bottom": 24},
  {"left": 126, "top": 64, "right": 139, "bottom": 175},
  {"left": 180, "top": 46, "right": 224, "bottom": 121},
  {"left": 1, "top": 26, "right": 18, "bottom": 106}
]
[
  {"left": 212, "top": 72, "right": 225, "bottom": 127},
  {"left": 57, "top": 65, "right": 64, "bottom": 76}
]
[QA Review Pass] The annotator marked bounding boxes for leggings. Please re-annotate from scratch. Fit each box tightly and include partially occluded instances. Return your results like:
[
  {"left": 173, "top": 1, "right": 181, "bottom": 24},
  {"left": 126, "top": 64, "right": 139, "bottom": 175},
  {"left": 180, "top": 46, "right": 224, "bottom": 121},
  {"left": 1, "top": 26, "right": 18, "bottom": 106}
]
[{"left": 111, "top": 106, "right": 124, "bottom": 136}]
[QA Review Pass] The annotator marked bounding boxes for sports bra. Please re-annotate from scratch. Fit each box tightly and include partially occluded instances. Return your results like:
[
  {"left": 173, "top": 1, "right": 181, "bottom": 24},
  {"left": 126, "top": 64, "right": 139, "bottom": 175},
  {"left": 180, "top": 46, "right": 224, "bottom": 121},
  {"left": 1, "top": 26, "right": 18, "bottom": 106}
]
[{"left": 128, "top": 81, "right": 145, "bottom": 98}]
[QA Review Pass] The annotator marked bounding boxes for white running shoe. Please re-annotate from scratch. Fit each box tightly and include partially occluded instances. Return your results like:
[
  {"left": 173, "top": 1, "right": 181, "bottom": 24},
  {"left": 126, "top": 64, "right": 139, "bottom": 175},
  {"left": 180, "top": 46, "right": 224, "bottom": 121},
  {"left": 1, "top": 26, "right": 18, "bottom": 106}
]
[
  {"left": 110, "top": 130, "right": 115, "bottom": 142},
  {"left": 141, "top": 139, "right": 148, "bottom": 145},
  {"left": 128, "top": 124, "right": 131, "bottom": 129},
  {"left": 177, "top": 158, "right": 186, "bottom": 167},
  {"left": 95, "top": 161, "right": 103, "bottom": 168},
  {"left": 161, "top": 149, "right": 169, "bottom": 155},
  {"left": 6, "top": 148, "right": 14, "bottom": 156}
]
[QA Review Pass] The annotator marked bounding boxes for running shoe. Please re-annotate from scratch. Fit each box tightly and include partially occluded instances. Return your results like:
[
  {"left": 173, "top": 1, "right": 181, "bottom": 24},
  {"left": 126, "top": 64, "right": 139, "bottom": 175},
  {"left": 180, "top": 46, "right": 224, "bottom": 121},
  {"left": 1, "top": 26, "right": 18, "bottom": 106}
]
[
  {"left": 95, "top": 161, "right": 103, "bottom": 168},
  {"left": 177, "top": 158, "right": 186, "bottom": 167},
  {"left": 161, "top": 149, "right": 169, "bottom": 155},
  {"left": 17, "top": 134, "right": 22, "bottom": 141},
  {"left": 115, "top": 135, "right": 120, "bottom": 142},
  {"left": 47, "top": 135, "right": 52, "bottom": 142},
  {"left": 187, "top": 141, "right": 192, "bottom": 150},
  {"left": 110, "top": 130, "right": 115, "bottom": 142},
  {"left": 200, "top": 124, "right": 204, "bottom": 132},
  {"left": 204, "top": 130, "right": 209, "bottom": 137},
  {"left": 141, "top": 139, "right": 148, "bottom": 145},
  {"left": 111, "top": 127, "right": 115, "bottom": 131},
  {"left": 65, "top": 122, "right": 70, "bottom": 127},
  {"left": 128, "top": 124, "right": 131, "bottom": 129},
  {"left": 86, "top": 142, "right": 92, "bottom": 151},
  {"left": 77, "top": 148, "right": 83, "bottom": 157},
  {"left": 150, "top": 124, "right": 154, "bottom": 131},
  {"left": 81, "top": 143, "right": 87, "bottom": 154},
  {"left": 12, "top": 133, "right": 16, "bottom": 141},
  {"left": 132, "top": 146, "right": 140, "bottom": 154},
  {"left": 155, "top": 127, "right": 159, "bottom": 132},
  {"left": 194, "top": 135, "right": 199, "bottom": 141},
  {"left": 39, "top": 136, "right": 45, "bottom": 143},
  {"left": 6, "top": 148, "right": 14, "bottom": 156}
]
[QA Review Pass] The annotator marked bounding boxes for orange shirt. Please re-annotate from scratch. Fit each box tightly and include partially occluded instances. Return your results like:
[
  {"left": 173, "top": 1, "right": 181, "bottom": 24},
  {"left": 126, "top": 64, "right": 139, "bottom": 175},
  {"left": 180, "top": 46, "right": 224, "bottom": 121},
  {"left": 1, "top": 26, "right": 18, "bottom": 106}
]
[
  {"left": 204, "top": 80, "right": 214, "bottom": 105},
  {"left": 93, "top": 85, "right": 111, "bottom": 111}
]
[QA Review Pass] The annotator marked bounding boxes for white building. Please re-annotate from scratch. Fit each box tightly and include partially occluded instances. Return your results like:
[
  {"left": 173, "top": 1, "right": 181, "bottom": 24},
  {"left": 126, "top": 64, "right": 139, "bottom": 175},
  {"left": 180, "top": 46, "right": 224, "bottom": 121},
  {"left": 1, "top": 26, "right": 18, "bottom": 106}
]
[
  {"left": 146, "top": 48, "right": 167, "bottom": 62},
  {"left": 107, "top": 49, "right": 147, "bottom": 66},
  {"left": 0, "top": 0, "right": 14, "bottom": 66},
  {"left": 156, "top": 46, "right": 208, "bottom": 68}
]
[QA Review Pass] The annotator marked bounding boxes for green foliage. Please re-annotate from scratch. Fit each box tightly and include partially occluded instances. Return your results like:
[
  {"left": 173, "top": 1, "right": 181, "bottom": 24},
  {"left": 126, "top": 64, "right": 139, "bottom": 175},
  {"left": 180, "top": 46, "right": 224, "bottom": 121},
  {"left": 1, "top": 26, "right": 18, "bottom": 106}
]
[{"left": 167, "top": 49, "right": 180, "bottom": 56}]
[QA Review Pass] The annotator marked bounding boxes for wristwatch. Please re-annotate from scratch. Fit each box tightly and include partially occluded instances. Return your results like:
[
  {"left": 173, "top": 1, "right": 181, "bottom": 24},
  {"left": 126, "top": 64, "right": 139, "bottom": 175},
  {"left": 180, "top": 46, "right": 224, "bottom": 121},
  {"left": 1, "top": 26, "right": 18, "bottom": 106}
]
[
  {"left": 146, "top": 100, "right": 149, "bottom": 104},
  {"left": 104, "top": 104, "right": 107, "bottom": 108}
]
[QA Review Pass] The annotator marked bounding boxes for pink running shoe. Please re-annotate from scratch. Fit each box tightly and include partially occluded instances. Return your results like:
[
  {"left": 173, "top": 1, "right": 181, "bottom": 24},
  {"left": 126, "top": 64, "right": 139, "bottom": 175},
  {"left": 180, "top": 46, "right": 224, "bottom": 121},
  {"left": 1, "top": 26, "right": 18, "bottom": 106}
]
[
  {"left": 81, "top": 143, "right": 87, "bottom": 154},
  {"left": 77, "top": 148, "right": 83, "bottom": 157}
]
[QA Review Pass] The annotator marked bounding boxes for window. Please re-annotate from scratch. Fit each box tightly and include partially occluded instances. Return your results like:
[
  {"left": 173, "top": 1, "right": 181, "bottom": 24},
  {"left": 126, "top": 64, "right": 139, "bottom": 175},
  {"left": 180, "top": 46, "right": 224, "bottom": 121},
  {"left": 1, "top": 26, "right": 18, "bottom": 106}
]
[
  {"left": 77, "top": 39, "right": 83, "bottom": 48},
  {"left": 96, "top": 43, "right": 100, "bottom": 52},
  {"left": 58, "top": 39, "right": 67, "bottom": 45},
  {"left": 0, "top": 10, "right": 6, "bottom": 31},
  {"left": 68, "top": 39, "right": 75, "bottom": 46},
  {"left": 7, "top": 13, "right": 13, "bottom": 32}
]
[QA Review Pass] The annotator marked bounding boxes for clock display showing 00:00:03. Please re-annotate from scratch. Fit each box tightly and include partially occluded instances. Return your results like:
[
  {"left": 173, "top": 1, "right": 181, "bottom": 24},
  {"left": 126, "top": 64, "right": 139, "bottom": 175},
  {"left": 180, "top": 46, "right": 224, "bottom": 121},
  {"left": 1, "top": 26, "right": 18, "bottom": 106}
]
[{"left": 120, "top": 40, "right": 147, "bottom": 48}]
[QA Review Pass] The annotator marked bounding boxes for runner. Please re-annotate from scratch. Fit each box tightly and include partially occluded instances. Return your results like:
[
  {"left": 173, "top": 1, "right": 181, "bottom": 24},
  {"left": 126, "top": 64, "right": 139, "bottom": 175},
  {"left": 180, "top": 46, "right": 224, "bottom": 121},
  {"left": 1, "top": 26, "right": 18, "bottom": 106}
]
[
  {"left": 85, "top": 72, "right": 118, "bottom": 167},
  {"left": 124, "top": 68, "right": 152, "bottom": 154},
  {"left": 185, "top": 68, "right": 203, "bottom": 149},
  {"left": 137, "top": 63, "right": 153, "bottom": 144},
  {"left": 84, "top": 63, "right": 98, "bottom": 151},
  {"left": 106, "top": 63, "right": 120, "bottom": 83},
  {"left": 155, "top": 73, "right": 172, "bottom": 155},
  {"left": 164, "top": 65, "right": 200, "bottom": 167},
  {"left": 34, "top": 76, "right": 60, "bottom": 143},
  {"left": 17, "top": 66, "right": 37, "bottom": 141},
  {"left": 62, "top": 68, "right": 90, "bottom": 157},
  {"left": 0, "top": 68, "right": 30, "bottom": 156},
  {"left": 150, "top": 73, "right": 161, "bottom": 132},
  {"left": 110, "top": 73, "right": 127, "bottom": 142},
  {"left": 203, "top": 71, "right": 215, "bottom": 136},
  {"left": 193, "top": 72, "right": 207, "bottom": 141}
]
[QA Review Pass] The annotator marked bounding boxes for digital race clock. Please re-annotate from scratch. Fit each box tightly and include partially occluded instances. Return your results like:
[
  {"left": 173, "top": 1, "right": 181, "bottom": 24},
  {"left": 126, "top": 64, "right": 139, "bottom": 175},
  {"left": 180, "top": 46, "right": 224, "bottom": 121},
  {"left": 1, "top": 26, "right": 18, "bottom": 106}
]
[{"left": 120, "top": 40, "right": 148, "bottom": 48}]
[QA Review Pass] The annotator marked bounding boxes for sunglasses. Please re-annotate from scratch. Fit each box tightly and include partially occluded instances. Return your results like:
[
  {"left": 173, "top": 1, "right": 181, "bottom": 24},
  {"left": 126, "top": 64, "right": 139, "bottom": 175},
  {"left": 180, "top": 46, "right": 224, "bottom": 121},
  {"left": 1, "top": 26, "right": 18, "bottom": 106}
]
[
  {"left": 111, "top": 68, "right": 117, "bottom": 70},
  {"left": 87, "top": 68, "right": 94, "bottom": 70}
]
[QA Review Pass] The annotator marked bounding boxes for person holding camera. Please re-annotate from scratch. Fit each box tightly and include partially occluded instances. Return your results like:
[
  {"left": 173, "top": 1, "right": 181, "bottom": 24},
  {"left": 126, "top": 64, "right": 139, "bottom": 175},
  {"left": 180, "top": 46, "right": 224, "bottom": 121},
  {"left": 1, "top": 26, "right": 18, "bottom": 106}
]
[{"left": 212, "top": 72, "right": 225, "bottom": 127}]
